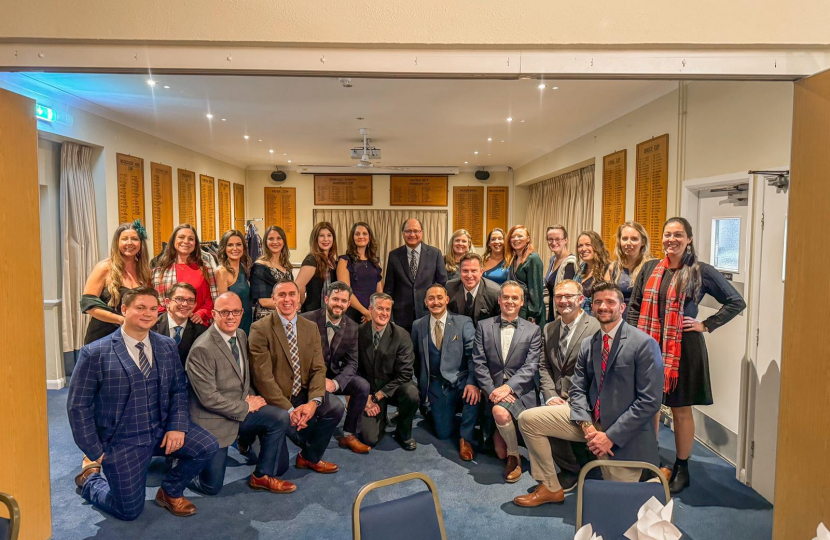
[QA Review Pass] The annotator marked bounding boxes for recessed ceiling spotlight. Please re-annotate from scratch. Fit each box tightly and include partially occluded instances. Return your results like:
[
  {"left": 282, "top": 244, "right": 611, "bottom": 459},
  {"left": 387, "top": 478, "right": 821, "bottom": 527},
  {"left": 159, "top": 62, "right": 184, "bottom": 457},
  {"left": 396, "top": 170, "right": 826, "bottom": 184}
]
[
  {"left": 464, "top": 161, "right": 468, "bottom": 164},
  {"left": 538, "top": 83, "right": 546, "bottom": 89},
  {"left": 222, "top": 118, "right": 227, "bottom": 121},
  {"left": 163, "top": 85, "right": 171, "bottom": 89},
  {"left": 552, "top": 86, "right": 559, "bottom": 90},
  {"left": 474, "top": 151, "right": 479, "bottom": 155},
  {"left": 506, "top": 117, "right": 513, "bottom": 122},
  {"left": 501, "top": 140, "right": 506, "bottom": 143},
  {"left": 520, "top": 120, "right": 525, "bottom": 123},
  {"left": 206, "top": 113, "right": 213, "bottom": 119},
  {"left": 488, "top": 154, "right": 491, "bottom": 156},
  {"left": 258, "top": 139, "right": 262, "bottom": 142},
  {"left": 146, "top": 79, "right": 157, "bottom": 87},
  {"left": 487, "top": 137, "right": 493, "bottom": 142},
  {"left": 287, "top": 160, "right": 292, "bottom": 163},
  {"left": 283, "top": 153, "right": 287, "bottom": 156},
  {"left": 269, "top": 149, "right": 274, "bottom": 153},
  {"left": 243, "top": 135, "right": 250, "bottom": 140}
]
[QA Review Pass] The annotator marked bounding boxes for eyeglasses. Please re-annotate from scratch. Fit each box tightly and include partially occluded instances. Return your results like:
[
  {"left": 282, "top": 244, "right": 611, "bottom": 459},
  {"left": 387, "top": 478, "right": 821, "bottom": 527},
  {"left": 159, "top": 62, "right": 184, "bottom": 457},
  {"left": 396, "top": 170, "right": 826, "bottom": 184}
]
[
  {"left": 171, "top": 297, "right": 197, "bottom": 305},
  {"left": 214, "top": 309, "right": 244, "bottom": 318},
  {"left": 553, "top": 294, "right": 580, "bottom": 301},
  {"left": 547, "top": 238, "right": 565, "bottom": 244},
  {"left": 403, "top": 229, "right": 422, "bottom": 235}
]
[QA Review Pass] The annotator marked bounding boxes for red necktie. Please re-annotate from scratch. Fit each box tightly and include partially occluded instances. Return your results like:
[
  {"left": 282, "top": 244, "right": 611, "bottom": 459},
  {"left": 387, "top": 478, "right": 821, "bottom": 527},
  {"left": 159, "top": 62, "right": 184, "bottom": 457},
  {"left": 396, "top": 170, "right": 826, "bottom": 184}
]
[{"left": 593, "top": 334, "right": 610, "bottom": 423}]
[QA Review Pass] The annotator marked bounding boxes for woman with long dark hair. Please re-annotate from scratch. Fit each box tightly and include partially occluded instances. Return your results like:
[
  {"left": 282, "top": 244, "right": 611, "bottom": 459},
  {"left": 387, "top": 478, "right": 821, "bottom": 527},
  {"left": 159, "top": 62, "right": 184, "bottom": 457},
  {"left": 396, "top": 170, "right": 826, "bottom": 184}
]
[
  {"left": 505, "top": 224, "right": 545, "bottom": 327},
  {"left": 216, "top": 229, "right": 254, "bottom": 334},
  {"left": 250, "top": 225, "right": 294, "bottom": 320},
  {"left": 543, "top": 225, "right": 578, "bottom": 321},
  {"left": 152, "top": 224, "right": 218, "bottom": 324},
  {"left": 574, "top": 231, "right": 610, "bottom": 316},
  {"left": 628, "top": 217, "right": 745, "bottom": 494},
  {"left": 296, "top": 221, "right": 338, "bottom": 312},
  {"left": 336, "top": 222, "right": 383, "bottom": 323},
  {"left": 482, "top": 228, "right": 509, "bottom": 285},
  {"left": 81, "top": 221, "right": 152, "bottom": 344}
]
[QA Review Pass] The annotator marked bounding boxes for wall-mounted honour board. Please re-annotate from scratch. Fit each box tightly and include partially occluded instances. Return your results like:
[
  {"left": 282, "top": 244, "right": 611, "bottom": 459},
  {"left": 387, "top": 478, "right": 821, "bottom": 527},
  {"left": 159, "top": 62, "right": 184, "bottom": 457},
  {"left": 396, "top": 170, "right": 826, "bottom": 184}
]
[
  {"left": 264, "top": 187, "right": 297, "bottom": 249},
  {"left": 601, "top": 150, "right": 627, "bottom": 250},
  {"left": 116, "top": 153, "right": 145, "bottom": 224},
  {"left": 453, "top": 186, "right": 485, "bottom": 246},
  {"left": 178, "top": 169, "right": 197, "bottom": 227},
  {"left": 390, "top": 176, "right": 448, "bottom": 206},
  {"left": 200, "top": 174, "right": 216, "bottom": 242},
  {"left": 218, "top": 179, "right": 231, "bottom": 234},
  {"left": 314, "top": 175, "right": 373, "bottom": 205},
  {"left": 486, "top": 186, "right": 509, "bottom": 238},
  {"left": 150, "top": 162, "right": 173, "bottom": 255},
  {"left": 634, "top": 134, "right": 669, "bottom": 258},
  {"left": 233, "top": 183, "right": 245, "bottom": 232}
]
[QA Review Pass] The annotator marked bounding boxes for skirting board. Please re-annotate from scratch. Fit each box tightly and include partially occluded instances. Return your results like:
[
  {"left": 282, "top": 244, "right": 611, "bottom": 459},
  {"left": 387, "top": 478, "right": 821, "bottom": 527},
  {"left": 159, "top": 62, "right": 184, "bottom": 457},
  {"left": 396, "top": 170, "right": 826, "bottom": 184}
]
[
  {"left": 661, "top": 408, "right": 738, "bottom": 465},
  {"left": 47, "top": 378, "right": 66, "bottom": 390}
]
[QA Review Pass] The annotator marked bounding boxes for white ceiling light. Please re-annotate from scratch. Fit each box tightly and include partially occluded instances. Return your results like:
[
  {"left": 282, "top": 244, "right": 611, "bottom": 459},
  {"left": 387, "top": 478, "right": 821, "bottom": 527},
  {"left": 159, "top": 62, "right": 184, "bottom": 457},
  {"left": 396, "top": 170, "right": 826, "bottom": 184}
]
[
  {"left": 269, "top": 149, "right": 274, "bottom": 153},
  {"left": 474, "top": 151, "right": 479, "bottom": 155},
  {"left": 243, "top": 135, "right": 250, "bottom": 140},
  {"left": 520, "top": 120, "right": 525, "bottom": 123},
  {"left": 464, "top": 161, "right": 468, "bottom": 164},
  {"left": 487, "top": 137, "right": 493, "bottom": 142},
  {"left": 287, "top": 160, "right": 292, "bottom": 163},
  {"left": 538, "top": 83, "right": 546, "bottom": 89},
  {"left": 163, "top": 85, "right": 171, "bottom": 89},
  {"left": 222, "top": 118, "right": 227, "bottom": 121},
  {"left": 506, "top": 117, "right": 513, "bottom": 122},
  {"left": 501, "top": 140, "right": 505, "bottom": 143},
  {"left": 355, "top": 128, "right": 375, "bottom": 168},
  {"left": 146, "top": 79, "right": 157, "bottom": 87},
  {"left": 552, "top": 86, "right": 559, "bottom": 90},
  {"left": 258, "top": 139, "right": 262, "bottom": 142},
  {"left": 206, "top": 113, "right": 213, "bottom": 119}
]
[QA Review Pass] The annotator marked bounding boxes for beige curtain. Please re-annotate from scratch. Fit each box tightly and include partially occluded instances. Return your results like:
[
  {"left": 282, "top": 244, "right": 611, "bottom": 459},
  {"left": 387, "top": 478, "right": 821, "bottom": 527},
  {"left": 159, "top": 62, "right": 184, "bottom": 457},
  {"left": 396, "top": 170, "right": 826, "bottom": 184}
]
[
  {"left": 526, "top": 164, "right": 595, "bottom": 257},
  {"left": 312, "top": 209, "right": 448, "bottom": 278},
  {"left": 60, "top": 142, "right": 100, "bottom": 352}
]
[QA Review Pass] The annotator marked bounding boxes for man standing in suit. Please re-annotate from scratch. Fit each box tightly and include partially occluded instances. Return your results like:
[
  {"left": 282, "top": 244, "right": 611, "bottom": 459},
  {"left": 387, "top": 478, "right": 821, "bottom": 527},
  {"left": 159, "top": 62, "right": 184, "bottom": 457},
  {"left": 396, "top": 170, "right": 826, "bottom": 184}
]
[
  {"left": 473, "top": 281, "right": 542, "bottom": 483},
  {"left": 249, "top": 280, "right": 344, "bottom": 474},
  {"left": 446, "top": 253, "right": 501, "bottom": 327},
  {"left": 513, "top": 281, "right": 663, "bottom": 506},
  {"left": 412, "top": 284, "right": 479, "bottom": 460},
  {"left": 301, "top": 281, "right": 371, "bottom": 454},
  {"left": 68, "top": 287, "right": 218, "bottom": 521},
  {"left": 383, "top": 218, "right": 448, "bottom": 333},
  {"left": 153, "top": 282, "right": 208, "bottom": 367},
  {"left": 358, "top": 292, "right": 420, "bottom": 450},
  {"left": 187, "top": 292, "right": 294, "bottom": 495}
]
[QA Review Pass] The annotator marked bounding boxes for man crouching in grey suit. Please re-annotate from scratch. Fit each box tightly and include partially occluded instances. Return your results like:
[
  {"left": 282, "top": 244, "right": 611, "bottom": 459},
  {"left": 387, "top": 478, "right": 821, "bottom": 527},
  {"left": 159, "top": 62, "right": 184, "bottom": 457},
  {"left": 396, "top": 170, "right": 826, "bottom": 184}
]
[{"left": 187, "top": 292, "right": 295, "bottom": 495}]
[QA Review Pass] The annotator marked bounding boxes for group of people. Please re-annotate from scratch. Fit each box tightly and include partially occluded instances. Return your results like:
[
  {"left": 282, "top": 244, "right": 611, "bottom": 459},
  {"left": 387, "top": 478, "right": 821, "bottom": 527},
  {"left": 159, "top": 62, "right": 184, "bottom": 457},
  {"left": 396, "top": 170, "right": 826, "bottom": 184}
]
[{"left": 69, "top": 214, "right": 745, "bottom": 521}]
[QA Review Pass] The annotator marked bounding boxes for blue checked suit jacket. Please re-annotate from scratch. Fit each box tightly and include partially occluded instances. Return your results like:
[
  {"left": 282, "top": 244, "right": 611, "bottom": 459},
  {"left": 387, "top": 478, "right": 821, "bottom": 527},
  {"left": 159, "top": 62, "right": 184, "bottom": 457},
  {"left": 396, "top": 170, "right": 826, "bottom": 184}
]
[{"left": 67, "top": 329, "right": 190, "bottom": 461}]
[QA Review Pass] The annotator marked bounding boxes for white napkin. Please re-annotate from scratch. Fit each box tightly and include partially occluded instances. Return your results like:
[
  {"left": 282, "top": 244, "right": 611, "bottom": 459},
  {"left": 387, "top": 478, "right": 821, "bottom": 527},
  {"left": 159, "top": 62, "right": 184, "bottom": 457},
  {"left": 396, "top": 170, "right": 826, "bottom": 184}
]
[
  {"left": 813, "top": 523, "right": 829, "bottom": 540},
  {"left": 623, "top": 496, "right": 682, "bottom": 540},
  {"left": 574, "top": 523, "right": 603, "bottom": 540}
]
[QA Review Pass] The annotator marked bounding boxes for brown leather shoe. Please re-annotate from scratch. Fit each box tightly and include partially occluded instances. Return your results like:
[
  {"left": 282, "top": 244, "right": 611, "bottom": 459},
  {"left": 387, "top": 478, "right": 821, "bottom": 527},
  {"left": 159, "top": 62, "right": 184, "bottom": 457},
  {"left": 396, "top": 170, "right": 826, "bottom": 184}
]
[
  {"left": 504, "top": 455, "right": 522, "bottom": 483},
  {"left": 459, "top": 438, "right": 474, "bottom": 461},
  {"left": 74, "top": 456, "right": 101, "bottom": 488},
  {"left": 513, "top": 484, "right": 565, "bottom": 507},
  {"left": 296, "top": 453, "right": 339, "bottom": 474},
  {"left": 338, "top": 434, "right": 371, "bottom": 454},
  {"left": 249, "top": 473, "right": 297, "bottom": 494},
  {"left": 154, "top": 487, "right": 197, "bottom": 517},
  {"left": 660, "top": 467, "right": 672, "bottom": 482}
]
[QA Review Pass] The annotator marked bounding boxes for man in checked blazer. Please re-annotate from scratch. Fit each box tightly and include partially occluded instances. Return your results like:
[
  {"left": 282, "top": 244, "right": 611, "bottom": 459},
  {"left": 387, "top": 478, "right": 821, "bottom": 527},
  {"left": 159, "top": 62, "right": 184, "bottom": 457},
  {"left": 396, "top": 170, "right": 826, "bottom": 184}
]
[
  {"left": 187, "top": 292, "right": 294, "bottom": 495},
  {"left": 68, "top": 287, "right": 218, "bottom": 521}
]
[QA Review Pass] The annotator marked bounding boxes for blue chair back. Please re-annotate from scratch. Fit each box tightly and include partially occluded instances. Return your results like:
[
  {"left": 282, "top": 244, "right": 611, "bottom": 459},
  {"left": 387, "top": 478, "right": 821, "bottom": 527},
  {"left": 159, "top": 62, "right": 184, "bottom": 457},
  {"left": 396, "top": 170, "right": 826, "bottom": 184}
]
[{"left": 353, "top": 473, "right": 446, "bottom": 540}]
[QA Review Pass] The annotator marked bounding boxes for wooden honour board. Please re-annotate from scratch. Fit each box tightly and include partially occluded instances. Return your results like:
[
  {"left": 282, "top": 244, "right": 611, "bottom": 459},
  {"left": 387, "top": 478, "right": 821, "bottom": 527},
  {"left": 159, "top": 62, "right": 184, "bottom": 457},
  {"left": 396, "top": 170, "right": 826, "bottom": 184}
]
[
  {"left": 200, "top": 174, "right": 216, "bottom": 242},
  {"left": 218, "top": 180, "right": 232, "bottom": 234},
  {"left": 150, "top": 162, "right": 173, "bottom": 255},
  {"left": 233, "top": 183, "right": 245, "bottom": 231},
  {"left": 116, "top": 153, "right": 145, "bottom": 224},
  {"left": 390, "top": 176, "right": 448, "bottom": 206},
  {"left": 314, "top": 175, "right": 373, "bottom": 205},
  {"left": 635, "top": 134, "right": 669, "bottom": 257},
  {"left": 486, "top": 186, "right": 509, "bottom": 237},
  {"left": 177, "top": 169, "right": 197, "bottom": 227},
  {"left": 452, "top": 186, "right": 485, "bottom": 245},
  {"left": 264, "top": 187, "right": 297, "bottom": 249},
  {"left": 601, "top": 150, "right": 627, "bottom": 250}
]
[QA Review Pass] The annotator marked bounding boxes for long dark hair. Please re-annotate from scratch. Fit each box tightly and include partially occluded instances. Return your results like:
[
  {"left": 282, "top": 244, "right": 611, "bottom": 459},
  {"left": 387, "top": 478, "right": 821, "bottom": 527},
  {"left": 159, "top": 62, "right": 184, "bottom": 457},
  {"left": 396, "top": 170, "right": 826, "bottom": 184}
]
[
  {"left": 347, "top": 221, "right": 380, "bottom": 267},
  {"left": 309, "top": 222, "right": 338, "bottom": 278},
  {"left": 218, "top": 229, "right": 252, "bottom": 278},
  {"left": 483, "top": 228, "right": 505, "bottom": 263},
  {"left": 576, "top": 230, "right": 610, "bottom": 282},
  {"left": 258, "top": 225, "right": 293, "bottom": 271},
  {"left": 663, "top": 217, "right": 701, "bottom": 299},
  {"left": 155, "top": 224, "right": 209, "bottom": 281}
]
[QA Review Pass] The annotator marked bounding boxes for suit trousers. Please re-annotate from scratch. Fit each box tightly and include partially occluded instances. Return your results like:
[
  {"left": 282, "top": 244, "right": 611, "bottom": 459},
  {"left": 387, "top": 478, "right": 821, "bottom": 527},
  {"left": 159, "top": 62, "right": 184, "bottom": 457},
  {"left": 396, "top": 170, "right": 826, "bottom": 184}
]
[
  {"left": 82, "top": 423, "right": 218, "bottom": 521},
  {"left": 335, "top": 375, "right": 370, "bottom": 434},
  {"left": 428, "top": 379, "right": 479, "bottom": 442},
  {"left": 518, "top": 404, "right": 641, "bottom": 491},
  {"left": 286, "top": 392, "right": 344, "bottom": 463},
  {"left": 193, "top": 404, "right": 290, "bottom": 495},
  {"left": 360, "top": 382, "right": 419, "bottom": 445}
]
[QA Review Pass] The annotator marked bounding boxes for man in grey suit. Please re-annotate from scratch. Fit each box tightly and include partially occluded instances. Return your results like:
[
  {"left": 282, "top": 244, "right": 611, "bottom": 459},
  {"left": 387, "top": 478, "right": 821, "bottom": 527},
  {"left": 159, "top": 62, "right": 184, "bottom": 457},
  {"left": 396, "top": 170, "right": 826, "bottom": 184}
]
[
  {"left": 513, "top": 281, "right": 663, "bottom": 507},
  {"left": 446, "top": 253, "right": 501, "bottom": 326},
  {"left": 187, "top": 292, "right": 295, "bottom": 495},
  {"left": 473, "top": 280, "right": 542, "bottom": 483},
  {"left": 538, "top": 279, "right": 601, "bottom": 491}
]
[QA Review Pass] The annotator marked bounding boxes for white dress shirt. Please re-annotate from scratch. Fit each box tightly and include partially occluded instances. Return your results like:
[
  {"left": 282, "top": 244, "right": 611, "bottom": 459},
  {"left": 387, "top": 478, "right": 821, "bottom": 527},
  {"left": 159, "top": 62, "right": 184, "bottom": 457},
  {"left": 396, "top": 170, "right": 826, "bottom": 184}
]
[
  {"left": 600, "top": 317, "right": 624, "bottom": 348},
  {"left": 500, "top": 320, "right": 517, "bottom": 363},
  {"left": 463, "top": 281, "right": 481, "bottom": 299},
  {"left": 429, "top": 311, "right": 448, "bottom": 347},
  {"left": 214, "top": 324, "right": 242, "bottom": 377},
  {"left": 167, "top": 313, "right": 185, "bottom": 339},
  {"left": 121, "top": 327, "right": 153, "bottom": 369},
  {"left": 560, "top": 310, "right": 585, "bottom": 353}
]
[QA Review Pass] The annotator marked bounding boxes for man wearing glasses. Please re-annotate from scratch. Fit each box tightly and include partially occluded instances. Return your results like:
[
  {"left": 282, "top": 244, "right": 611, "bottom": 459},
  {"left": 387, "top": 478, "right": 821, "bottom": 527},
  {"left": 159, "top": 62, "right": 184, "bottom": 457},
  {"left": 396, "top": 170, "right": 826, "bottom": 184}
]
[
  {"left": 187, "top": 292, "right": 294, "bottom": 495},
  {"left": 153, "top": 282, "right": 208, "bottom": 368}
]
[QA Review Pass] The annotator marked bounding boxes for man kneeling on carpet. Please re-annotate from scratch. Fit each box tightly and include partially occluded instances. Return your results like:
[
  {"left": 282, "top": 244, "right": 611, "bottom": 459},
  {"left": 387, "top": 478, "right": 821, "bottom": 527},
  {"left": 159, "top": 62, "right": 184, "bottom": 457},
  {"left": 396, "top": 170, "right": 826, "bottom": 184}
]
[
  {"left": 513, "top": 281, "right": 663, "bottom": 507},
  {"left": 68, "top": 286, "right": 219, "bottom": 520},
  {"left": 187, "top": 292, "right": 295, "bottom": 495}
]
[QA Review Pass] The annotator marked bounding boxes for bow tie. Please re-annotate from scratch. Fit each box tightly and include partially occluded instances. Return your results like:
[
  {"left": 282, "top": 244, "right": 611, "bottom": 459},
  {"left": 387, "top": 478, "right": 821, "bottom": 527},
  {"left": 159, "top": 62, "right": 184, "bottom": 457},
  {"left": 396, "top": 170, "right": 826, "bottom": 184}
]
[
  {"left": 326, "top": 321, "right": 341, "bottom": 331},
  {"left": 500, "top": 319, "right": 518, "bottom": 329}
]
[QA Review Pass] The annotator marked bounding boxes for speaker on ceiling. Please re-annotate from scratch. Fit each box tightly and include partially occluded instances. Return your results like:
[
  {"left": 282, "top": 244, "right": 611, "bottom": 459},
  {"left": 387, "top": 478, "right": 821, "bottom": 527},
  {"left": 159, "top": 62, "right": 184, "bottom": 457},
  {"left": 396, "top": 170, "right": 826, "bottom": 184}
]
[
  {"left": 270, "top": 169, "right": 287, "bottom": 183},
  {"left": 475, "top": 170, "right": 490, "bottom": 181}
]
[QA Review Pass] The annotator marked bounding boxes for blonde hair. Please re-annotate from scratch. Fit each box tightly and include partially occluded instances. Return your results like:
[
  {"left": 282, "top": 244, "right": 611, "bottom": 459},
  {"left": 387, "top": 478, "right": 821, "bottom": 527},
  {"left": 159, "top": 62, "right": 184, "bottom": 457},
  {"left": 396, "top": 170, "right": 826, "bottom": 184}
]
[
  {"left": 107, "top": 223, "right": 152, "bottom": 307},
  {"left": 608, "top": 221, "right": 654, "bottom": 284},
  {"left": 444, "top": 229, "right": 474, "bottom": 274},
  {"left": 504, "top": 225, "right": 535, "bottom": 268}
]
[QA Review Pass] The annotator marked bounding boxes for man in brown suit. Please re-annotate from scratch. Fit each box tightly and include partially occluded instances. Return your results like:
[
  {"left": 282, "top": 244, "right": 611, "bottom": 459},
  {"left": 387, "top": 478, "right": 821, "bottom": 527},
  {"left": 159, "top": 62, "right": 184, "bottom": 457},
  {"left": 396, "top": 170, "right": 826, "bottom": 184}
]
[{"left": 249, "top": 280, "right": 344, "bottom": 473}]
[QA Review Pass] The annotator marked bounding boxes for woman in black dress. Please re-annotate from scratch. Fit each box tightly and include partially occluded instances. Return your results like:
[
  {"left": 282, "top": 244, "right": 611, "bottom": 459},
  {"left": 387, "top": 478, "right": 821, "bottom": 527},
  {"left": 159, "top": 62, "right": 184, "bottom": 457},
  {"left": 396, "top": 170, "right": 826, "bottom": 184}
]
[
  {"left": 627, "top": 217, "right": 745, "bottom": 494},
  {"left": 250, "top": 225, "right": 294, "bottom": 320},
  {"left": 295, "top": 221, "right": 338, "bottom": 313},
  {"left": 81, "top": 221, "right": 151, "bottom": 344},
  {"left": 336, "top": 222, "right": 383, "bottom": 323}
]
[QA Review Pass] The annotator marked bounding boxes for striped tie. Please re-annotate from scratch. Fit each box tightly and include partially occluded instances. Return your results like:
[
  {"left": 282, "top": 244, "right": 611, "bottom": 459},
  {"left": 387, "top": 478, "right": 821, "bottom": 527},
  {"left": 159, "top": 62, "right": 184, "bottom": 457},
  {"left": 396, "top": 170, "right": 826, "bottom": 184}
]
[
  {"left": 135, "top": 341, "right": 151, "bottom": 378},
  {"left": 593, "top": 334, "right": 610, "bottom": 423},
  {"left": 286, "top": 322, "right": 302, "bottom": 396}
]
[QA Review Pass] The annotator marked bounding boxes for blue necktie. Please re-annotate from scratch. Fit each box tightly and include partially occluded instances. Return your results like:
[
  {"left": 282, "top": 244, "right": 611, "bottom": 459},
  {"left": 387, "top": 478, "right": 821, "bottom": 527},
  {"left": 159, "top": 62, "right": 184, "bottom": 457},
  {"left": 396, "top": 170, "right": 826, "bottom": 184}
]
[
  {"left": 173, "top": 326, "right": 183, "bottom": 345},
  {"left": 135, "top": 341, "right": 151, "bottom": 378}
]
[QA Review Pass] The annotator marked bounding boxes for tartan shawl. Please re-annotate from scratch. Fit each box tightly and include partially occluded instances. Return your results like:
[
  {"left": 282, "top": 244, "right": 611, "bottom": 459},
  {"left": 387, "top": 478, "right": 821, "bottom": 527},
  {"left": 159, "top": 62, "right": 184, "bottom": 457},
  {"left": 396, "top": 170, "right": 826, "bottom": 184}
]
[{"left": 152, "top": 254, "right": 218, "bottom": 302}]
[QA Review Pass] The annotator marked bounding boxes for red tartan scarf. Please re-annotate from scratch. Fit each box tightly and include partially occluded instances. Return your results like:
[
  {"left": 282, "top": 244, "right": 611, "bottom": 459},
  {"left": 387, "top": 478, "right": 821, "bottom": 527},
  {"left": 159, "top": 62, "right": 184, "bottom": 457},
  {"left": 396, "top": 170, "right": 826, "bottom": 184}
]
[{"left": 637, "top": 257, "right": 685, "bottom": 393}]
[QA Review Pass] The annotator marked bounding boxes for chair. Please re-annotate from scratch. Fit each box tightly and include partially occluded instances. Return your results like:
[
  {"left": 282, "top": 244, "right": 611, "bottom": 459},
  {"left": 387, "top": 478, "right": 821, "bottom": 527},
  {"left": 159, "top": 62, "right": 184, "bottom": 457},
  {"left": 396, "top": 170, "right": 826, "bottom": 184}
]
[
  {"left": 352, "top": 472, "right": 447, "bottom": 540},
  {"left": 0, "top": 492, "right": 20, "bottom": 540},
  {"left": 575, "top": 460, "right": 671, "bottom": 540}
]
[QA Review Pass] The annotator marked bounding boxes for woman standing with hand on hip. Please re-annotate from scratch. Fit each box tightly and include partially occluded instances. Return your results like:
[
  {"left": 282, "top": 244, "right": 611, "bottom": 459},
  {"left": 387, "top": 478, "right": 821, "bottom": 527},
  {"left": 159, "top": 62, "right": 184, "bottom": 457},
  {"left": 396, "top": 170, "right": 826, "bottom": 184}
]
[
  {"left": 336, "top": 222, "right": 382, "bottom": 323},
  {"left": 627, "top": 217, "right": 745, "bottom": 494}
]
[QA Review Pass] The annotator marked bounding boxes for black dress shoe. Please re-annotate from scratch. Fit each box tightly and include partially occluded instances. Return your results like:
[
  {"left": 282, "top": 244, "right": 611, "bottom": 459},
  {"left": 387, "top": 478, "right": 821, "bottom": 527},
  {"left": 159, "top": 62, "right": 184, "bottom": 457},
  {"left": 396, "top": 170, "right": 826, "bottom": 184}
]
[
  {"left": 669, "top": 460, "right": 690, "bottom": 494},
  {"left": 557, "top": 470, "right": 579, "bottom": 493},
  {"left": 393, "top": 433, "right": 417, "bottom": 451}
]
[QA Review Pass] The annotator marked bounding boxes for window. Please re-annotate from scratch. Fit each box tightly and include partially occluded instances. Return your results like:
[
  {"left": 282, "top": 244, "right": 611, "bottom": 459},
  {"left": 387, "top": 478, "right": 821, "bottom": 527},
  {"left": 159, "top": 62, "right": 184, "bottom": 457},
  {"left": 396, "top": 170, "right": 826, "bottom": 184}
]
[{"left": 711, "top": 217, "right": 741, "bottom": 272}]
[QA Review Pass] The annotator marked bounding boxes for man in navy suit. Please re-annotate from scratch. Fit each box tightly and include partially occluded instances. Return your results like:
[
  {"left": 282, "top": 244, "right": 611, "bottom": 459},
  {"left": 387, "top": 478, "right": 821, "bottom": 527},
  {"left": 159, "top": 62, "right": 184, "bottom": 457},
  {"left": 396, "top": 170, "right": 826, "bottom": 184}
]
[
  {"left": 68, "top": 286, "right": 219, "bottom": 521},
  {"left": 301, "top": 281, "right": 371, "bottom": 454},
  {"left": 383, "top": 218, "right": 448, "bottom": 333},
  {"left": 412, "top": 283, "right": 479, "bottom": 460},
  {"left": 513, "top": 281, "right": 663, "bottom": 507},
  {"left": 473, "top": 280, "right": 542, "bottom": 483}
]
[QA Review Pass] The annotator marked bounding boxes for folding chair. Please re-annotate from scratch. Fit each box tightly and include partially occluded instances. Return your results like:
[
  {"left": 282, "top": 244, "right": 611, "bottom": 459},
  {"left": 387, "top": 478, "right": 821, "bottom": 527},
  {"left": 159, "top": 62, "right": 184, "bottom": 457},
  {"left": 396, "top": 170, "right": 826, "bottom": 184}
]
[
  {"left": 576, "top": 460, "right": 671, "bottom": 540},
  {"left": 352, "top": 472, "right": 447, "bottom": 540},
  {"left": 0, "top": 492, "right": 20, "bottom": 540}
]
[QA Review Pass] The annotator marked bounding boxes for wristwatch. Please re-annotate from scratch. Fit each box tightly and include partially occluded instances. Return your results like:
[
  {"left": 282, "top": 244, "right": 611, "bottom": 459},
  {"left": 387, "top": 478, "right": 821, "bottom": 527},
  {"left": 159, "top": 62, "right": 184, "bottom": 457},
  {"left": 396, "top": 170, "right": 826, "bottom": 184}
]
[
  {"left": 371, "top": 393, "right": 381, "bottom": 404},
  {"left": 578, "top": 420, "right": 592, "bottom": 429}
]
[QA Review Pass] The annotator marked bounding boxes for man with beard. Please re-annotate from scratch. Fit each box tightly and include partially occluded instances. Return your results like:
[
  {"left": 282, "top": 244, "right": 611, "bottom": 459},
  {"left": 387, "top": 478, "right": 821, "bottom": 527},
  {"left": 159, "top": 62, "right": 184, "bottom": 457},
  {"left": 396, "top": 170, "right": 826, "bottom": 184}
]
[{"left": 446, "top": 253, "right": 500, "bottom": 326}]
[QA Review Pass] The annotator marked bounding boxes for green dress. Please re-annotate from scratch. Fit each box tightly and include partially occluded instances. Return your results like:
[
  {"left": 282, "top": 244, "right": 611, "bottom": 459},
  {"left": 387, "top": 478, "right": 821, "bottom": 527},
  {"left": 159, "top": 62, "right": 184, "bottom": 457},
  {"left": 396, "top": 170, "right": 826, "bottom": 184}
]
[
  {"left": 228, "top": 269, "right": 253, "bottom": 334},
  {"left": 510, "top": 251, "right": 546, "bottom": 328}
]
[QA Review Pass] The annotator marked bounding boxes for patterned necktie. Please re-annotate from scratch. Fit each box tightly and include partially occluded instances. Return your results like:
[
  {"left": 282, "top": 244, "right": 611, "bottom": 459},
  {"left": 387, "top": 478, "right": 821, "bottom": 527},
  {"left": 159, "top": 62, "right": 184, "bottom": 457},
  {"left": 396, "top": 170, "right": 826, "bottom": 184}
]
[
  {"left": 409, "top": 248, "right": 419, "bottom": 280},
  {"left": 558, "top": 324, "right": 570, "bottom": 363},
  {"left": 593, "top": 334, "right": 610, "bottom": 422},
  {"left": 373, "top": 331, "right": 381, "bottom": 349},
  {"left": 173, "top": 326, "right": 183, "bottom": 345},
  {"left": 229, "top": 336, "right": 243, "bottom": 373},
  {"left": 325, "top": 321, "right": 341, "bottom": 332},
  {"left": 286, "top": 322, "right": 302, "bottom": 396},
  {"left": 465, "top": 291, "right": 475, "bottom": 317},
  {"left": 500, "top": 319, "right": 518, "bottom": 329},
  {"left": 434, "top": 320, "right": 443, "bottom": 350},
  {"left": 135, "top": 341, "right": 151, "bottom": 378}
]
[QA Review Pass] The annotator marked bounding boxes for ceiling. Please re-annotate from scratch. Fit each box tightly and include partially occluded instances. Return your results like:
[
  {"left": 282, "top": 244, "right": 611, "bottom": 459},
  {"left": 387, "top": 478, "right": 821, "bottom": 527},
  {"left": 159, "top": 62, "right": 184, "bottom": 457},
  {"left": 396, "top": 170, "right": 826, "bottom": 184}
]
[{"left": 21, "top": 73, "right": 677, "bottom": 170}]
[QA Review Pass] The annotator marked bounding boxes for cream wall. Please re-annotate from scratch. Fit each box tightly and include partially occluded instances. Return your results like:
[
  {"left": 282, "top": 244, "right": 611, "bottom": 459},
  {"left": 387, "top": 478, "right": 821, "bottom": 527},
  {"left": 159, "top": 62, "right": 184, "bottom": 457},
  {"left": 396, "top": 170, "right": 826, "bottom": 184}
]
[
  {"left": 2, "top": 0, "right": 828, "bottom": 46},
  {"left": 245, "top": 170, "right": 511, "bottom": 263}
]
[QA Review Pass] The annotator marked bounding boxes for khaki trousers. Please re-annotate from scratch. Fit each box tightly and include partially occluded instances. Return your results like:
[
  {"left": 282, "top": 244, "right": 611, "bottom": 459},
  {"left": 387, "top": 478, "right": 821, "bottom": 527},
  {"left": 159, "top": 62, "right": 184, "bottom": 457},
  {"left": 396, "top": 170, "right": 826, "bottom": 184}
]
[{"left": 518, "top": 404, "right": 642, "bottom": 491}]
